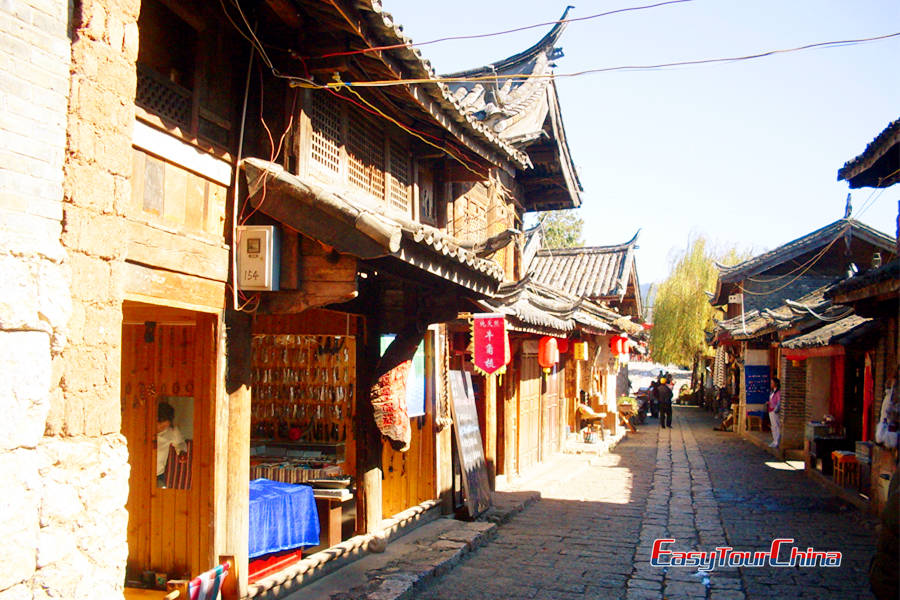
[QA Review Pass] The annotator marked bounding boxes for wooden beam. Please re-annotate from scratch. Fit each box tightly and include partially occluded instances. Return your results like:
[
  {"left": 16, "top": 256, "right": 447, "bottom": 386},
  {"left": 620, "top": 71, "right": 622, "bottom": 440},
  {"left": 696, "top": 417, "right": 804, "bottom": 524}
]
[
  {"left": 258, "top": 283, "right": 359, "bottom": 314},
  {"left": 830, "top": 279, "right": 899, "bottom": 305},
  {"left": 444, "top": 162, "right": 490, "bottom": 183},
  {"left": 126, "top": 220, "right": 230, "bottom": 283},
  {"left": 123, "top": 261, "right": 226, "bottom": 310},
  {"left": 265, "top": 0, "right": 303, "bottom": 29}
]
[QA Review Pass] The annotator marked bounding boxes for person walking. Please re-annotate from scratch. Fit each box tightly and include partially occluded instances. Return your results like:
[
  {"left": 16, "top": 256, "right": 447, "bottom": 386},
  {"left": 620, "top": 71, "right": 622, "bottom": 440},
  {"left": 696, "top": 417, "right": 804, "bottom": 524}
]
[
  {"left": 648, "top": 380, "right": 660, "bottom": 418},
  {"left": 658, "top": 376, "right": 673, "bottom": 428},
  {"left": 768, "top": 377, "right": 781, "bottom": 447}
]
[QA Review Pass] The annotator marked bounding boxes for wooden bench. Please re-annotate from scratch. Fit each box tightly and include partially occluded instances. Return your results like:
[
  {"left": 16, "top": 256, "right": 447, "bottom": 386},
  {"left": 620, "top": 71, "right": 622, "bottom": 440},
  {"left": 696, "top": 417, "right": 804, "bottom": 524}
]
[{"left": 746, "top": 414, "right": 763, "bottom": 431}]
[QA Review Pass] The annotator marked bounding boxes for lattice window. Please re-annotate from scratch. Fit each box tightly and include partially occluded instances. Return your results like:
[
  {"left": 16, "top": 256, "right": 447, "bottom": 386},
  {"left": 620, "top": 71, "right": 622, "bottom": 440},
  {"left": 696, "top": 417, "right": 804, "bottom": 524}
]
[
  {"left": 136, "top": 64, "right": 191, "bottom": 129},
  {"left": 347, "top": 111, "right": 385, "bottom": 199},
  {"left": 388, "top": 139, "right": 411, "bottom": 214},
  {"left": 310, "top": 92, "right": 342, "bottom": 175}
]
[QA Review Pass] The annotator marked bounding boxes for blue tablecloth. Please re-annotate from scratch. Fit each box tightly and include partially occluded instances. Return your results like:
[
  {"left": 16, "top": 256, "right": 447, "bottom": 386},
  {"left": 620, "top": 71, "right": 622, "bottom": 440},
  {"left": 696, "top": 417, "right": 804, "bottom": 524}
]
[{"left": 249, "top": 479, "right": 320, "bottom": 558}]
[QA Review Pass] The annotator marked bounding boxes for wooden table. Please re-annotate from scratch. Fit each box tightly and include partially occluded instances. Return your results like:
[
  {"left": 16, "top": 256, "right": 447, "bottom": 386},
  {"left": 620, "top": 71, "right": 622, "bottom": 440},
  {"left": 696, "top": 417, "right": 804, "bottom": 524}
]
[{"left": 313, "top": 488, "right": 354, "bottom": 548}]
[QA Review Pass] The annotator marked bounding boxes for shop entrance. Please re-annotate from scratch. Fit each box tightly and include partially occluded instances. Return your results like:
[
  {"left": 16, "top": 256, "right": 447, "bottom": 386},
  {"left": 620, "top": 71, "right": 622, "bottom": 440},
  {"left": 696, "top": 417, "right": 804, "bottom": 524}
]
[{"left": 121, "top": 301, "right": 218, "bottom": 583}]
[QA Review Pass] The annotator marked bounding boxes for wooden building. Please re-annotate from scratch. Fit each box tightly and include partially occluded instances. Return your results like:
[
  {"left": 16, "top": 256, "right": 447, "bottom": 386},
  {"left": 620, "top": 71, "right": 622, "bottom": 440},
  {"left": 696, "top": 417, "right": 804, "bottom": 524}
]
[
  {"left": 118, "top": 1, "right": 607, "bottom": 598},
  {"left": 711, "top": 218, "right": 896, "bottom": 438},
  {"left": 4, "top": 0, "right": 640, "bottom": 597},
  {"left": 830, "top": 117, "right": 899, "bottom": 512}
]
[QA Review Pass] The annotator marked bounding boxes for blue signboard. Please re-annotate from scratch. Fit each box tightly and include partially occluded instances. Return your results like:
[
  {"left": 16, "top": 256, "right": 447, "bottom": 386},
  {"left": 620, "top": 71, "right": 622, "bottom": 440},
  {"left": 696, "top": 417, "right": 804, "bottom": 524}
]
[{"left": 744, "top": 365, "right": 770, "bottom": 405}]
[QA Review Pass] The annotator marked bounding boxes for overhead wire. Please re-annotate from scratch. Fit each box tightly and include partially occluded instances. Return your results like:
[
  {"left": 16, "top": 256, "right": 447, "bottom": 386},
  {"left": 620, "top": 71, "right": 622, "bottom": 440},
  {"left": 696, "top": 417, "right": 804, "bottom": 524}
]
[
  {"left": 743, "top": 228, "right": 847, "bottom": 284},
  {"left": 738, "top": 226, "right": 848, "bottom": 296},
  {"left": 313, "top": 0, "right": 695, "bottom": 60},
  {"left": 336, "top": 80, "right": 489, "bottom": 180},
  {"left": 292, "top": 32, "right": 900, "bottom": 89}
]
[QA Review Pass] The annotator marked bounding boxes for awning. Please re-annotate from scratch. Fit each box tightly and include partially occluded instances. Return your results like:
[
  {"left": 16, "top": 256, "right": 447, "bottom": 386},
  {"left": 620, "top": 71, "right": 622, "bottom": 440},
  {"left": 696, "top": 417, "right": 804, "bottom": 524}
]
[{"left": 242, "top": 158, "right": 504, "bottom": 296}]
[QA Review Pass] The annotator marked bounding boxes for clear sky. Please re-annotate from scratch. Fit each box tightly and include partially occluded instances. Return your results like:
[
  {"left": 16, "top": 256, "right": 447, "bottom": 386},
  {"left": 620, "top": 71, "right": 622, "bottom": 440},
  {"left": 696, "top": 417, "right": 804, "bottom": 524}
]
[{"left": 380, "top": 0, "right": 900, "bottom": 284}]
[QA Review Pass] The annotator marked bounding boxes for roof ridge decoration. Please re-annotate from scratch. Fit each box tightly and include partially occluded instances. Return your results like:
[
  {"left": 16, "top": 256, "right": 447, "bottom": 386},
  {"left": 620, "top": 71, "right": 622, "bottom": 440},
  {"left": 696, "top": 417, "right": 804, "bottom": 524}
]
[{"left": 535, "top": 230, "right": 641, "bottom": 256}]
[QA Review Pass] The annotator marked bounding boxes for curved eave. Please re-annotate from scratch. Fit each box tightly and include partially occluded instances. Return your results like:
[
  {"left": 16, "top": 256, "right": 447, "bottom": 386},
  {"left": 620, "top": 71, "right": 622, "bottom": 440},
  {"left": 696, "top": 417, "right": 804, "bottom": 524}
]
[
  {"left": 520, "top": 82, "right": 583, "bottom": 211},
  {"left": 350, "top": 1, "right": 533, "bottom": 171},
  {"left": 441, "top": 6, "right": 573, "bottom": 79},
  {"left": 837, "top": 118, "right": 900, "bottom": 188}
]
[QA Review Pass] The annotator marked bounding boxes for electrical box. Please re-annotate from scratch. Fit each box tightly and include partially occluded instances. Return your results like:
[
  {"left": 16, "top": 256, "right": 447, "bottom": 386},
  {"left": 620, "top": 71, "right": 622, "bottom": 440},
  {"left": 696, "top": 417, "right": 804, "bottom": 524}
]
[{"left": 237, "top": 225, "right": 280, "bottom": 291}]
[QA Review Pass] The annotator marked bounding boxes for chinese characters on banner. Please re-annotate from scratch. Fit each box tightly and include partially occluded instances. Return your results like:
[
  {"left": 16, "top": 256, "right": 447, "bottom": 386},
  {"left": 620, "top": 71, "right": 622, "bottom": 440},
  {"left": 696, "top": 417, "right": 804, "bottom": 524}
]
[{"left": 472, "top": 313, "right": 509, "bottom": 376}]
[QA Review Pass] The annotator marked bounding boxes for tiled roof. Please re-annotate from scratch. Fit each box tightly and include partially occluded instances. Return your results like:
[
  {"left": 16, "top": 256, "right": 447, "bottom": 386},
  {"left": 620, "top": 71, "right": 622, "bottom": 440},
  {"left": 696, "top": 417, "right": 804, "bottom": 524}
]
[
  {"left": 355, "top": 1, "right": 532, "bottom": 169},
  {"left": 242, "top": 159, "right": 504, "bottom": 291},
  {"left": 528, "top": 232, "right": 640, "bottom": 301},
  {"left": 435, "top": 7, "right": 583, "bottom": 209},
  {"left": 480, "top": 277, "right": 643, "bottom": 337},
  {"left": 715, "top": 219, "right": 896, "bottom": 284},
  {"left": 838, "top": 118, "right": 900, "bottom": 188},
  {"left": 714, "top": 285, "right": 851, "bottom": 341},
  {"left": 781, "top": 315, "right": 873, "bottom": 349},
  {"left": 826, "top": 258, "right": 899, "bottom": 299}
]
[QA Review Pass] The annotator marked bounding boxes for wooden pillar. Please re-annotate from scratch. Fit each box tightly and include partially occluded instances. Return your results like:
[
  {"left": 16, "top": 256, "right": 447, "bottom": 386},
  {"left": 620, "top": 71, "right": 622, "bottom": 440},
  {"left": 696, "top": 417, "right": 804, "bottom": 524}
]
[
  {"left": 356, "top": 303, "right": 383, "bottom": 534},
  {"left": 224, "top": 307, "right": 252, "bottom": 597},
  {"left": 484, "top": 374, "right": 497, "bottom": 490},
  {"left": 435, "top": 325, "right": 454, "bottom": 514},
  {"left": 279, "top": 226, "right": 300, "bottom": 290}
]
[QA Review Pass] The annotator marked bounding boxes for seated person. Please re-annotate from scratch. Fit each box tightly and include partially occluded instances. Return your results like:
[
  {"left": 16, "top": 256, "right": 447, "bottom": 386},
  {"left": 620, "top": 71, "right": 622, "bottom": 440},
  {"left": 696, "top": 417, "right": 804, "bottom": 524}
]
[{"left": 157, "top": 401, "right": 186, "bottom": 487}]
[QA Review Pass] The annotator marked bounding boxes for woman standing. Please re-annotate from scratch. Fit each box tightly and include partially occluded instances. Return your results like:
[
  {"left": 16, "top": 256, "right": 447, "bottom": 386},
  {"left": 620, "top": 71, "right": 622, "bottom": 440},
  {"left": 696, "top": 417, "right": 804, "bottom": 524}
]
[{"left": 768, "top": 377, "right": 781, "bottom": 448}]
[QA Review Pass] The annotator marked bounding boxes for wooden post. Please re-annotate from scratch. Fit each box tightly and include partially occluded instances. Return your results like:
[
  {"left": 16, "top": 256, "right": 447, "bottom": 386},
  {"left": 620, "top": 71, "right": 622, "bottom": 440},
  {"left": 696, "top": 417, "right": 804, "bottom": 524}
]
[
  {"left": 436, "top": 325, "right": 454, "bottom": 514},
  {"left": 356, "top": 300, "right": 383, "bottom": 534},
  {"left": 484, "top": 374, "right": 497, "bottom": 490},
  {"left": 279, "top": 225, "right": 300, "bottom": 290},
  {"left": 224, "top": 307, "right": 252, "bottom": 597}
]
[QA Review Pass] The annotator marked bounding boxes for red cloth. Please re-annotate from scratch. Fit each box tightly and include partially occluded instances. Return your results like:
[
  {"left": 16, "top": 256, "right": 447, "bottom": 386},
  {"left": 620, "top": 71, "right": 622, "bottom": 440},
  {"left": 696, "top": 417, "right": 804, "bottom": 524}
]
[
  {"left": 829, "top": 355, "right": 845, "bottom": 425},
  {"left": 370, "top": 360, "right": 412, "bottom": 450},
  {"left": 863, "top": 354, "right": 874, "bottom": 440}
]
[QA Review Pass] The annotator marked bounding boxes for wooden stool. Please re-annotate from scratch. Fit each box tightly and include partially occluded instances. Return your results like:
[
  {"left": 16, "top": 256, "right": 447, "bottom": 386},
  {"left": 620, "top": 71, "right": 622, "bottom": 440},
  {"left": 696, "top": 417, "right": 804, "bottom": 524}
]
[
  {"left": 747, "top": 415, "right": 763, "bottom": 431},
  {"left": 831, "top": 451, "right": 858, "bottom": 488}
]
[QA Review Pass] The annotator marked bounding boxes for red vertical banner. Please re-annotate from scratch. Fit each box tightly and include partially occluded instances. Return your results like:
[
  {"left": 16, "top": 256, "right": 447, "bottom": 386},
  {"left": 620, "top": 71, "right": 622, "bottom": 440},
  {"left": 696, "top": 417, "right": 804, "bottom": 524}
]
[
  {"left": 863, "top": 353, "right": 874, "bottom": 440},
  {"left": 472, "top": 313, "right": 507, "bottom": 376}
]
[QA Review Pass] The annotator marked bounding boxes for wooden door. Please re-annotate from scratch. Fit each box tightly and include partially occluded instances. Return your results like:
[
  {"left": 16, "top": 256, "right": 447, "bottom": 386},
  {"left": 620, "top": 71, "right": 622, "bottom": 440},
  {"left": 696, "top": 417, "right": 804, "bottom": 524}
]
[
  {"left": 121, "top": 304, "right": 217, "bottom": 580},
  {"left": 518, "top": 354, "right": 541, "bottom": 472},
  {"left": 502, "top": 359, "right": 518, "bottom": 476},
  {"left": 541, "top": 366, "right": 560, "bottom": 460}
]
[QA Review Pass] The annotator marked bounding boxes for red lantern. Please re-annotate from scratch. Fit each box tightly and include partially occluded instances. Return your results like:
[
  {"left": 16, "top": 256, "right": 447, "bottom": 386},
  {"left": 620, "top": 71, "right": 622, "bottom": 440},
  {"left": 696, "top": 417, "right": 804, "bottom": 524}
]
[
  {"left": 538, "top": 336, "right": 559, "bottom": 372},
  {"left": 555, "top": 337, "right": 570, "bottom": 354},
  {"left": 609, "top": 335, "right": 627, "bottom": 356}
]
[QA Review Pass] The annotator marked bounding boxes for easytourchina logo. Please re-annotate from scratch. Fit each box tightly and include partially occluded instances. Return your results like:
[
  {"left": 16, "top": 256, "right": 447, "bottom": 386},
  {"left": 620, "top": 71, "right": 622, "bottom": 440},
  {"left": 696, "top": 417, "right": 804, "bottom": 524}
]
[{"left": 651, "top": 539, "right": 842, "bottom": 571}]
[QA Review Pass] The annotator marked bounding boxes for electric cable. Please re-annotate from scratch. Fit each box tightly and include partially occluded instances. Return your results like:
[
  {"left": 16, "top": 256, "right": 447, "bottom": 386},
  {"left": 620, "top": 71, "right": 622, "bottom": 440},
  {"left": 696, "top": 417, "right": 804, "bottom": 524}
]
[
  {"left": 292, "top": 32, "right": 900, "bottom": 89},
  {"left": 738, "top": 225, "right": 848, "bottom": 296},
  {"left": 313, "top": 0, "right": 695, "bottom": 60}
]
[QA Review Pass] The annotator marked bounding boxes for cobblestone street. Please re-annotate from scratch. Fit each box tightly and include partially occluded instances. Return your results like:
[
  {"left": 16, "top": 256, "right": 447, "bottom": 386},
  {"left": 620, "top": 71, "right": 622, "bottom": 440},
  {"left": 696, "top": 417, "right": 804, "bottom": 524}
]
[{"left": 417, "top": 407, "right": 879, "bottom": 600}]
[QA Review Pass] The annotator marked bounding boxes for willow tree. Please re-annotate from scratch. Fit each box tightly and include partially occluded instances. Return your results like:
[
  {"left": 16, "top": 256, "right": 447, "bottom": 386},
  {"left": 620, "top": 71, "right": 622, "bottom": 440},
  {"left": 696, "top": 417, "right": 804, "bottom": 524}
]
[{"left": 649, "top": 237, "right": 744, "bottom": 366}]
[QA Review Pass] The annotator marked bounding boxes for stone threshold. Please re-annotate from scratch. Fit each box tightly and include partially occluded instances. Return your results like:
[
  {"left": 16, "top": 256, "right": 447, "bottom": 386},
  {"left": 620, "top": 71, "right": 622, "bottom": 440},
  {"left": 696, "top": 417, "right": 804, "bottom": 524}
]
[{"left": 247, "top": 499, "right": 443, "bottom": 599}]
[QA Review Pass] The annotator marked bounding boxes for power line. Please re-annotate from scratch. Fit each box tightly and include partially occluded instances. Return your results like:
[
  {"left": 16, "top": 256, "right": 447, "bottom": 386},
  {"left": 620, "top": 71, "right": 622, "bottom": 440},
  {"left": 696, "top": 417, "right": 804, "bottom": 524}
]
[
  {"left": 314, "top": 0, "right": 695, "bottom": 60},
  {"left": 293, "top": 31, "right": 900, "bottom": 89}
]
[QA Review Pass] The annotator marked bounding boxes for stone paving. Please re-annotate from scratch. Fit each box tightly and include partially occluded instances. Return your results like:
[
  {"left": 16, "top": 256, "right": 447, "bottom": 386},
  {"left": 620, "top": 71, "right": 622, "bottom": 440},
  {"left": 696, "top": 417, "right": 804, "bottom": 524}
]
[{"left": 416, "top": 407, "right": 879, "bottom": 600}]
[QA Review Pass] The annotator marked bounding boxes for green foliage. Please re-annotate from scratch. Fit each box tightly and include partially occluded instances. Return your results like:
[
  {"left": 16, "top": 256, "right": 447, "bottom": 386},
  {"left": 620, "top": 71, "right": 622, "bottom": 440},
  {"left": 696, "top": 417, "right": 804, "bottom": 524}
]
[
  {"left": 649, "top": 237, "right": 746, "bottom": 366},
  {"left": 536, "top": 210, "right": 584, "bottom": 248}
]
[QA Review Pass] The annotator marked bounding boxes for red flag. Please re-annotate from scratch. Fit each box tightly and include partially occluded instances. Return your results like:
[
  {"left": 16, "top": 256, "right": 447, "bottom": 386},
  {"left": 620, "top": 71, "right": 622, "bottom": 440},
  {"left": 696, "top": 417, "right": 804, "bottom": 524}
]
[{"left": 472, "top": 313, "right": 507, "bottom": 375}]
